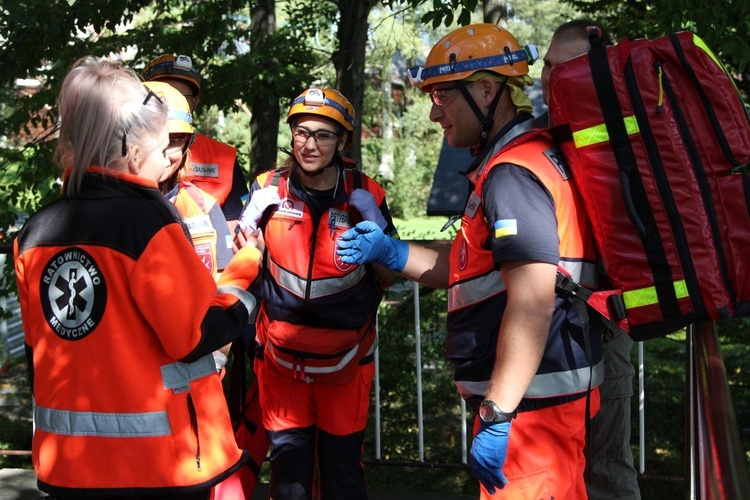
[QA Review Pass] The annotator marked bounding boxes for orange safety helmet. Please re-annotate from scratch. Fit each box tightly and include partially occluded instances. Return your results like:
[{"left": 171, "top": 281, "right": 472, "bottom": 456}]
[
  {"left": 143, "top": 81, "right": 194, "bottom": 135},
  {"left": 143, "top": 55, "right": 202, "bottom": 97},
  {"left": 407, "top": 24, "right": 538, "bottom": 91},
  {"left": 287, "top": 88, "right": 355, "bottom": 146}
]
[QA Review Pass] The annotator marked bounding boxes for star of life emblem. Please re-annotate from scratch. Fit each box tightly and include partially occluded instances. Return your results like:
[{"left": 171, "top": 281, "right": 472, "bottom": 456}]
[
  {"left": 459, "top": 238, "right": 468, "bottom": 271},
  {"left": 40, "top": 248, "right": 107, "bottom": 341}
]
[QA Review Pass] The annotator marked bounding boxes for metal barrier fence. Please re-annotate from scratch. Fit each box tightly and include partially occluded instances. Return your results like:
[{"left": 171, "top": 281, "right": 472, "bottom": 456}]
[
  {"left": 366, "top": 281, "right": 750, "bottom": 498},
  {"left": 687, "top": 321, "right": 750, "bottom": 499},
  {"left": 1, "top": 244, "right": 749, "bottom": 498}
]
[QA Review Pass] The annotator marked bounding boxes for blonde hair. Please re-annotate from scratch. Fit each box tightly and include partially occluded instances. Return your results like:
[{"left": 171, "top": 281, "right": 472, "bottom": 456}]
[{"left": 54, "top": 57, "right": 168, "bottom": 195}]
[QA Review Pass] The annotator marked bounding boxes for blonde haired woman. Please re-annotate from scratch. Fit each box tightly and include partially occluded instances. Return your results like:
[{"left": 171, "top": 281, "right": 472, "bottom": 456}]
[{"left": 14, "top": 57, "right": 260, "bottom": 499}]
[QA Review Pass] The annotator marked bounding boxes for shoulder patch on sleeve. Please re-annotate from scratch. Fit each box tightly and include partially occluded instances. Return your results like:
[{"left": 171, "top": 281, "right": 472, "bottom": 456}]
[{"left": 493, "top": 219, "right": 518, "bottom": 238}]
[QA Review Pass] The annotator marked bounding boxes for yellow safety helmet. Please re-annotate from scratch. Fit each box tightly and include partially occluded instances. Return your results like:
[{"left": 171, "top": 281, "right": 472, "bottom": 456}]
[
  {"left": 143, "top": 81, "right": 194, "bottom": 135},
  {"left": 287, "top": 88, "right": 355, "bottom": 146},
  {"left": 407, "top": 24, "right": 538, "bottom": 91},
  {"left": 143, "top": 54, "right": 202, "bottom": 97}
]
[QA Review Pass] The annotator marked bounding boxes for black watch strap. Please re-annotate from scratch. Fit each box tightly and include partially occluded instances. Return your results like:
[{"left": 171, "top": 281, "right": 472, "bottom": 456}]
[{"left": 479, "top": 400, "right": 517, "bottom": 423}]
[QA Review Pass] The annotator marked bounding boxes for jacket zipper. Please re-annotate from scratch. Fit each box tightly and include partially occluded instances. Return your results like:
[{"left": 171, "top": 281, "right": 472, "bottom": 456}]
[
  {"left": 304, "top": 216, "right": 321, "bottom": 304},
  {"left": 187, "top": 393, "right": 201, "bottom": 471}
]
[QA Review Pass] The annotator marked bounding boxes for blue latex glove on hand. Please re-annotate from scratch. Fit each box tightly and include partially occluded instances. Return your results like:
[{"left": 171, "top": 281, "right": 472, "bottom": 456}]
[
  {"left": 349, "top": 188, "right": 387, "bottom": 231},
  {"left": 470, "top": 420, "right": 511, "bottom": 494},
  {"left": 336, "top": 221, "right": 408, "bottom": 272},
  {"left": 238, "top": 187, "right": 281, "bottom": 232}
]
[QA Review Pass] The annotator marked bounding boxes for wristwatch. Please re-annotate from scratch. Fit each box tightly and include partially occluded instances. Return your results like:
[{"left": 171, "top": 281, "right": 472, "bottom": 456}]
[{"left": 478, "top": 400, "right": 516, "bottom": 423}]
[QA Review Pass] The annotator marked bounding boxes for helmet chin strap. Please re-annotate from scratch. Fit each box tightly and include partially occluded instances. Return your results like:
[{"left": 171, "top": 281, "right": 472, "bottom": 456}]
[{"left": 458, "top": 79, "right": 507, "bottom": 153}]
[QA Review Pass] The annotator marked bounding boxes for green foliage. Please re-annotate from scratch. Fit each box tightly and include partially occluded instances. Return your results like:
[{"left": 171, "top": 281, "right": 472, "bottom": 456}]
[
  {"left": 364, "top": 92, "right": 443, "bottom": 219},
  {"left": 415, "top": 0, "right": 480, "bottom": 28},
  {"left": 508, "top": 0, "right": 582, "bottom": 78}
]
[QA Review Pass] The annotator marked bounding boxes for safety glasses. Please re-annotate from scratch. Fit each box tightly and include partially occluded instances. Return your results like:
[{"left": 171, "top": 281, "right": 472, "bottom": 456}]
[
  {"left": 292, "top": 125, "right": 342, "bottom": 147},
  {"left": 429, "top": 83, "right": 465, "bottom": 108}
]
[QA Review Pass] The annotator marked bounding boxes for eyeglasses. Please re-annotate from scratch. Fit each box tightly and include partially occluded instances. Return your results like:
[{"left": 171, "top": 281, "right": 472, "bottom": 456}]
[
  {"left": 292, "top": 126, "right": 341, "bottom": 146},
  {"left": 167, "top": 134, "right": 192, "bottom": 153},
  {"left": 429, "top": 83, "right": 465, "bottom": 108},
  {"left": 122, "top": 89, "right": 162, "bottom": 157}
]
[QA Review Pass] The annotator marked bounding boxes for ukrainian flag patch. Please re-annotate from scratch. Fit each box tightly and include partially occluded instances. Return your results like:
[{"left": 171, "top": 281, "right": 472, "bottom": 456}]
[{"left": 493, "top": 219, "right": 517, "bottom": 238}]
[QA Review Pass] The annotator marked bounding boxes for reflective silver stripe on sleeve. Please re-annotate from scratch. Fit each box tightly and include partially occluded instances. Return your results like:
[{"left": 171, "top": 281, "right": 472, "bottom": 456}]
[
  {"left": 34, "top": 406, "right": 171, "bottom": 437},
  {"left": 161, "top": 354, "right": 216, "bottom": 393},
  {"left": 448, "top": 271, "right": 506, "bottom": 312},
  {"left": 267, "top": 257, "right": 366, "bottom": 299},
  {"left": 454, "top": 359, "right": 604, "bottom": 400},
  {"left": 217, "top": 284, "right": 257, "bottom": 316},
  {"left": 449, "top": 260, "right": 599, "bottom": 313},
  {"left": 559, "top": 259, "right": 599, "bottom": 288}
]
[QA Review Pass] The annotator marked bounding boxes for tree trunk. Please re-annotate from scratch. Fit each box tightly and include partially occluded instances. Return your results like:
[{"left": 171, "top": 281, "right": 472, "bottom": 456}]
[
  {"left": 250, "top": 0, "right": 280, "bottom": 178},
  {"left": 333, "top": 1, "right": 376, "bottom": 169},
  {"left": 483, "top": 0, "right": 508, "bottom": 25}
]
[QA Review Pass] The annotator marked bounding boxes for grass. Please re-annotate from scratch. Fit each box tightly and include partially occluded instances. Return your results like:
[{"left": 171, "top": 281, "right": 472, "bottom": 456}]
[{"left": 393, "top": 216, "right": 457, "bottom": 242}]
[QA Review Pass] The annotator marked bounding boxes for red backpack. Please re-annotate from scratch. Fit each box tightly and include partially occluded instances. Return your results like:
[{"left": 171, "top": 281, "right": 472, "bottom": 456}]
[{"left": 548, "top": 30, "right": 750, "bottom": 340}]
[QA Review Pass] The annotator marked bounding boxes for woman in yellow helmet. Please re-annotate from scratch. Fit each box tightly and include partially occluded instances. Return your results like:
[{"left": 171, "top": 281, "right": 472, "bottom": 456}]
[
  {"left": 237, "top": 88, "right": 399, "bottom": 499},
  {"left": 143, "top": 81, "right": 234, "bottom": 284}
]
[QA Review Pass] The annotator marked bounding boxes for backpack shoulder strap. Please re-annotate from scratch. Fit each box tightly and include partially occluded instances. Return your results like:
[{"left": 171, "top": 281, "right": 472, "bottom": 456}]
[{"left": 182, "top": 181, "right": 206, "bottom": 213}]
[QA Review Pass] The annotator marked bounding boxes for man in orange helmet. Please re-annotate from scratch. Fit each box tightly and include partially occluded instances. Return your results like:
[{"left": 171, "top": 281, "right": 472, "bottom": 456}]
[
  {"left": 237, "top": 88, "right": 399, "bottom": 499},
  {"left": 143, "top": 55, "right": 249, "bottom": 234},
  {"left": 337, "top": 24, "right": 603, "bottom": 499}
]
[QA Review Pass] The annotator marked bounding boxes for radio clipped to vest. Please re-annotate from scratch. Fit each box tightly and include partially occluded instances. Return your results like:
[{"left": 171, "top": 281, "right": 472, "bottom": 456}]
[{"left": 548, "top": 30, "right": 750, "bottom": 340}]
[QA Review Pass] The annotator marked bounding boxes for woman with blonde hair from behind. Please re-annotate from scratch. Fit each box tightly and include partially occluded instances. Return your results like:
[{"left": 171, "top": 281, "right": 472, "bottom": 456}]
[{"left": 14, "top": 56, "right": 261, "bottom": 499}]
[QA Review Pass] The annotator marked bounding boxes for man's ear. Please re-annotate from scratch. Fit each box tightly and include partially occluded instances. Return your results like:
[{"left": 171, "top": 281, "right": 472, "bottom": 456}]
[{"left": 478, "top": 76, "right": 499, "bottom": 102}]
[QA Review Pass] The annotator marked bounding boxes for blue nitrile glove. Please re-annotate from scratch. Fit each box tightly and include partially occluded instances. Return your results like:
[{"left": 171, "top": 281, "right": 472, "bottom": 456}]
[
  {"left": 348, "top": 188, "right": 387, "bottom": 231},
  {"left": 336, "top": 221, "right": 408, "bottom": 272},
  {"left": 470, "top": 420, "right": 511, "bottom": 494},
  {"left": 238, "top": 187, "right": 281, "bottom": 232}
]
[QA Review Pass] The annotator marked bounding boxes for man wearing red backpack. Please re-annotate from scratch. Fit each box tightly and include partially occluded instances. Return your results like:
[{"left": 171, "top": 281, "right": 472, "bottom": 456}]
[
  {"left": 540, "top": 20, "right": 641, "bottom": 500},
  {"left": 337, "top": 24, "right": 603, "bottom": 499}
]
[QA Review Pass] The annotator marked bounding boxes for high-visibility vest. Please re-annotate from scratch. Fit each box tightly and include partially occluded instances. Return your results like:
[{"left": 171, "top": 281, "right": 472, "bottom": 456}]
[
  {"left": 448, "top": 131, "right": 603, "bottom": 406},
  {"left": 254, "top": 166, "right": 388, "bottom": 384},
  {"left": 171, "top": 181, "right": 221, "bottom": 278},
  {"left": 187, "top": 134, "right": 238, "bottom": 208}
]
